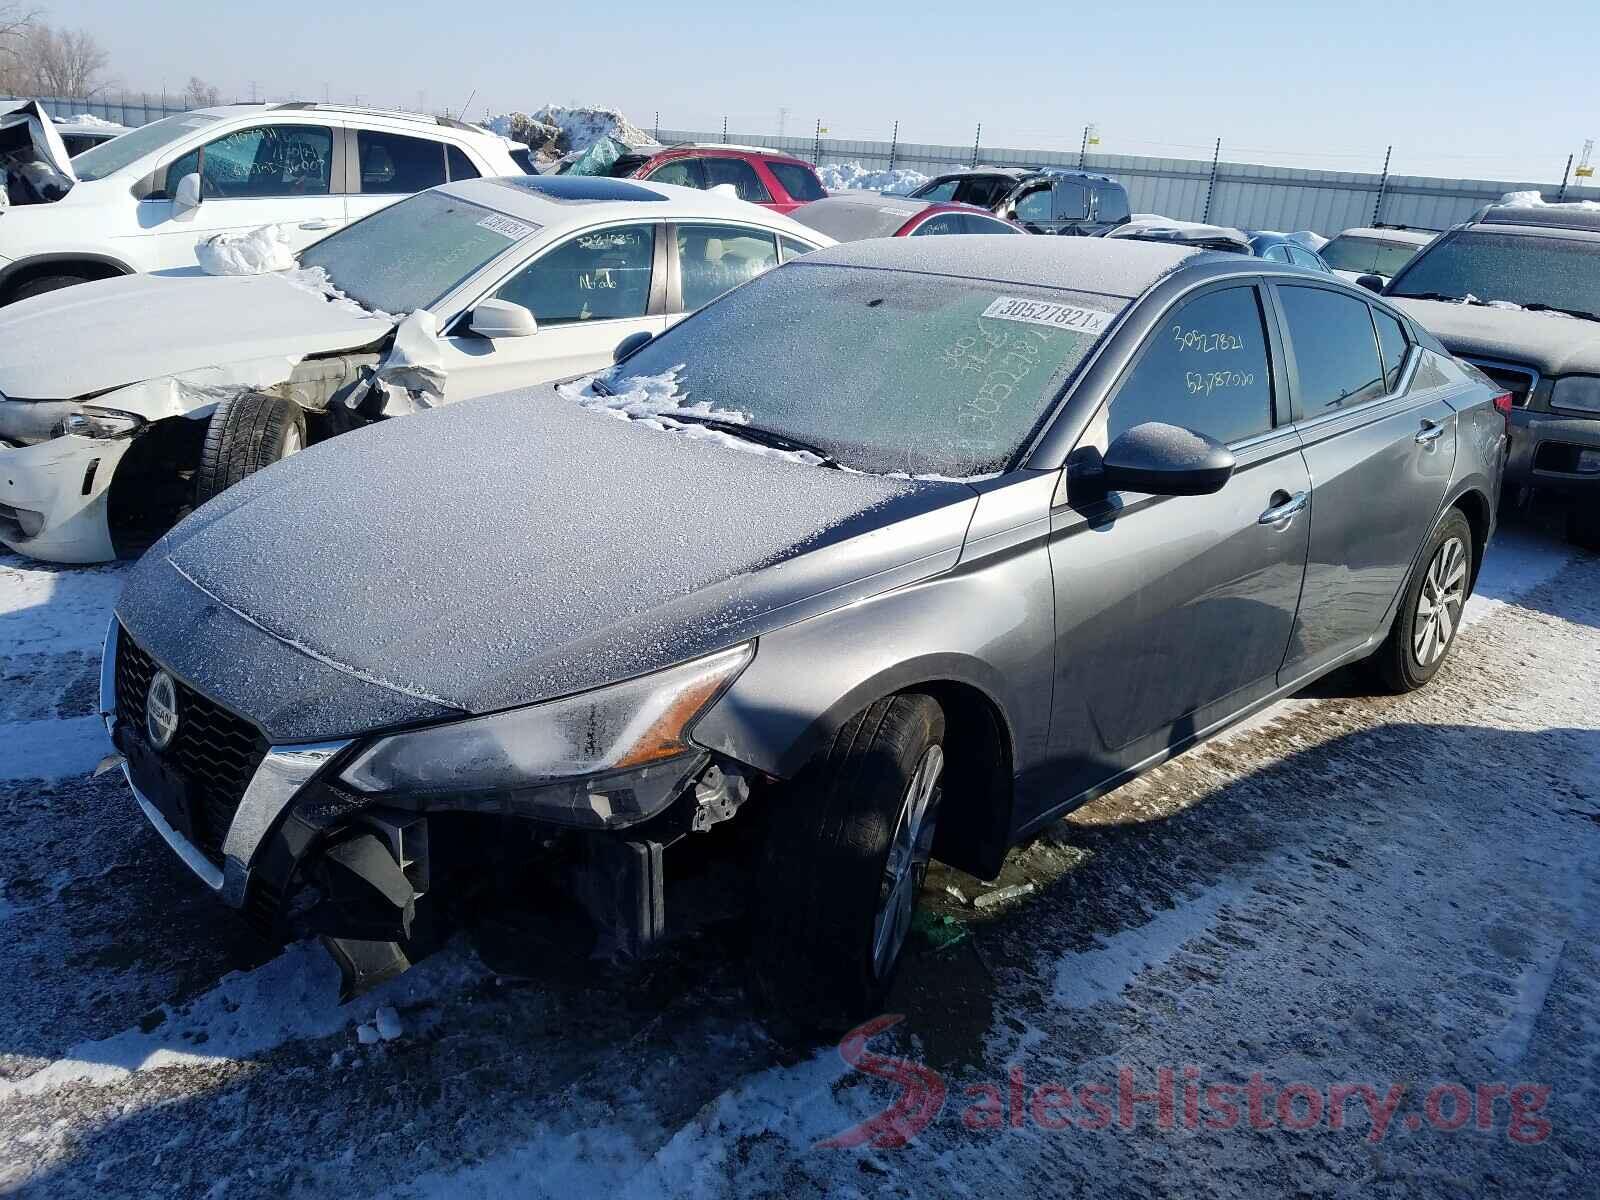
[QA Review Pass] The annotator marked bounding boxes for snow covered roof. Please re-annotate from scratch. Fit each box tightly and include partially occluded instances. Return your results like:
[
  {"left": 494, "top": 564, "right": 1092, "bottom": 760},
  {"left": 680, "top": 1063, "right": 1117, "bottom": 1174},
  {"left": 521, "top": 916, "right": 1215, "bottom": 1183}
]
[
  {"left": 1333, "top": 226, "right": 1436, "bottom": 246},
  {"left": 796, "top": 235, "right": 1200, "bottom": 299},
  {"left": 790, "top": 193, "right": 932, "bottom": 240}
]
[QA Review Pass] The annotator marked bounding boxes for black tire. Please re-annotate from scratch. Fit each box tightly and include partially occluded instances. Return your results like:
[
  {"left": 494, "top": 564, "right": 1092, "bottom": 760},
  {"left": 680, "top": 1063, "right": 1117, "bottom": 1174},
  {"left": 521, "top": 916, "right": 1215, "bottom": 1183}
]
[
  {"left": 7, "top": 272, "right": 90, "bottom": 304},
  {"left": 1374, "top": 508, "right": 1474, "bottom": 693},
  {"left": 195, "top": 392, "right": 307, "bottom": 506},
  {"left": 748, "top": 693, "right": 946, "bottom": 1034},
  {"left": 1567, "top": 505, "right": 1600, "bottom": 553}
]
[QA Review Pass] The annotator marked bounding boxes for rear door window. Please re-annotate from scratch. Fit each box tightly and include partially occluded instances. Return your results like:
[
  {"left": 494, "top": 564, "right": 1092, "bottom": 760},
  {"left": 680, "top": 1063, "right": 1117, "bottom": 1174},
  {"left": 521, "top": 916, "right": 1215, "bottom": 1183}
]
[
  {"left": 1371, "top": 307, "right": 1411, "bottom": 391},
  {"left": 702, "top": 158, "right": 772, "bottom": 203},
  {"left": 1053, "top": 182, "right": 1090, "bottom": 222},
  {"left": 357, "top": 130, "right": 447, "bottom": 194},
  {"left": 1277, "top": 285, "right": 1388, "bottom": 418},
  {"left": 910, "top": 213, "right": 964, "bottom": 236},
  {"left": 962, "top": 214, "right": 1023, "bottom": 234},
  {"left": 446, "top": 145, "right": 480, "bottom": 181},
  {"left": 1287, "top": 245, "right": 1325, "bottom": 271},
  {"left": 780, "top": 234, "right": 818, "bottom": 261},
  {"left": 1103, "top": 285, "right": 1276, "bottom": 446},
  {"left": 676, "top": 224, "right": 779, "bottom": 309},
  {"left": 494, "top": 224, "right": 656, "bottom": 324},
  {"left": 765, "top": 160, "right": 825, "bottom": 202},
  {"left": 1091, "top": 183, "right": 1130, "bottom": 223}
]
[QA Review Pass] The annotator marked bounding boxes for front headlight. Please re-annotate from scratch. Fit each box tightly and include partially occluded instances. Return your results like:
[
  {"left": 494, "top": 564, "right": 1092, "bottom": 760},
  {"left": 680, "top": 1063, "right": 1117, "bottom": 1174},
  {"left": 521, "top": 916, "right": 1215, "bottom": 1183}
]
[
  {"left": 55, "top": 405, "right": 145, "bottom": 439},
  {"left": 339, "top": 643, "right": 754, "bottom": 828},
  {"left": 1551, "top": 376, "right": 1600, "bottom": 416}
]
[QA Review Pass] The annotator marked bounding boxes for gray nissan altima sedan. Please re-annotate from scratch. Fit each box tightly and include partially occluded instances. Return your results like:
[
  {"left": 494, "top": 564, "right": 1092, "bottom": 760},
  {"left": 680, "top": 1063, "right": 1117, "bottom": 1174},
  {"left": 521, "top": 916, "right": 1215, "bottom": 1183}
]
[{"left": 102, "top": 237, "right": 1506, "bottom": 1028}]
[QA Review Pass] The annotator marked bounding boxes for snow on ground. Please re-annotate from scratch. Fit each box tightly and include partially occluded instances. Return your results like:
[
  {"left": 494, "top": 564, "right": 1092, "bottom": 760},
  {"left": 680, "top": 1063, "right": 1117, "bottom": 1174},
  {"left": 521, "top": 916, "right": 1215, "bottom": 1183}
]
[
  {"left": 817, "top": 162, "right": 931, "bottom": 194},
  {"left": 1, "top": 509, "right": 1597, "bottom": 1196}
]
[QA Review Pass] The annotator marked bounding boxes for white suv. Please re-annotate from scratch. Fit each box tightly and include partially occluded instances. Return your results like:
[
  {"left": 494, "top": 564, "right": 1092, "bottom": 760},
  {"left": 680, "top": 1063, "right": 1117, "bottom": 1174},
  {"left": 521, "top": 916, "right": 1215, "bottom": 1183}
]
[{"left": 0, "top": 103, "right": 523, "bottom": 304}]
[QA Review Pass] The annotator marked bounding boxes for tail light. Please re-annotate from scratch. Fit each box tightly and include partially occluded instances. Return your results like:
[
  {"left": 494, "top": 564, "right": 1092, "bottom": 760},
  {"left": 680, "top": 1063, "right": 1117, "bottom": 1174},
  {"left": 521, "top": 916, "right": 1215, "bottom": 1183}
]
[{"left": 1492, "top": 392, "right": 1513, "bottom": 431}]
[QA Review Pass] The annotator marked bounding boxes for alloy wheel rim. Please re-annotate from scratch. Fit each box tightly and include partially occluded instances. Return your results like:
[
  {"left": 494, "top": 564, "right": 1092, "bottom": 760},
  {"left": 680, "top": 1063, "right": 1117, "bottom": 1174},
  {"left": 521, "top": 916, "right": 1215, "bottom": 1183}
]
[
  {"left": 872, "top": 743, "right": 944, "bottom": 980},
  {"left": 1413, "top": 535, "right": 1467, "bottom": 667}
]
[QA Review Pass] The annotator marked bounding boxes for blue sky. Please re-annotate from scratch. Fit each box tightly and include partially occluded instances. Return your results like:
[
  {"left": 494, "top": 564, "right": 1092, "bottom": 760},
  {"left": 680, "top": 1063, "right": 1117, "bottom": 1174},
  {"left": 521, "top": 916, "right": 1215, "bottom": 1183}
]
[{"left": 43, "top": 0, "right": 1595, "bottom": 183}]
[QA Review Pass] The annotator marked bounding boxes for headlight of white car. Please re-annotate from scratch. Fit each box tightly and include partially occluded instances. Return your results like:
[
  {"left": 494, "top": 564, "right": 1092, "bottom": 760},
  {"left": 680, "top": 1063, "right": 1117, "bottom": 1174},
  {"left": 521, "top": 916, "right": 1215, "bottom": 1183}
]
[
  {"left": 340, "top": 643, "right": 754, "bottom": 828},
  {"left": 54, "top": 405, "right": 145, "bottom": 439},
  {"left": 1551, "top": 376, "right": 1600, "bottom": 416}
]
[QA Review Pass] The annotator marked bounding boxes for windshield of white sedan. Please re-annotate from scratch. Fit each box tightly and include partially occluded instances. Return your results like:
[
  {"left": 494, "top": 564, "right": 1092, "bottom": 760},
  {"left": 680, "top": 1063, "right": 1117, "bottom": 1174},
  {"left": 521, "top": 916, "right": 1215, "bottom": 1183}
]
[
  {"left": 1389, "top": 231, "right": 1600, "bottom": 315},
  {"left": 606, "top": 264, "right": 1120, "bottom": 477},
  {"left": 71, "top": 113, "right": 219, "bottom": 181},
  {"left": 298, "top": 191, "right": 536, "bottom": 315}
]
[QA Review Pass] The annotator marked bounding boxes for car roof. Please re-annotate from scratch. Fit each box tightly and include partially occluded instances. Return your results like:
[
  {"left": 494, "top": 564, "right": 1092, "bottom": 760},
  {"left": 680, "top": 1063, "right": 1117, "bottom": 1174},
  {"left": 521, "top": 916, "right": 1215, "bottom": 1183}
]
[
  {"left": 651, "top": 143, "right": 816, "bottom": 168},
  {"left": 796, "top": 235, "right": 1200, "bottom": 298},
  {"left": 440, "top": 174, "right": 822, "bottom": 232},
  {"left": 790, "top": 193, "right": 999, "bottom": 240},
  {"left": 925, "top": 166, "right": 1122, "bottom": 186},
  {"left": 1332, "top": 226, "right": 1436, "bottom": 245},
  {"left": 1474, "top": 205, "right": 1600, "bottom": 236},
  {"left": 188, "top": 101, "right": 503, "bottom": 144}
]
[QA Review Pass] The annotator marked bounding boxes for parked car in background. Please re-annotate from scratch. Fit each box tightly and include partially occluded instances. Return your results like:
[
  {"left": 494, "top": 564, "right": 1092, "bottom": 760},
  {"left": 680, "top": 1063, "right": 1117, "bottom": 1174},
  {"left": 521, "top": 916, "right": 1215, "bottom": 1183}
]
[
  {"left": 563, "top": 143, "right": 827, "bottom": 215},
  {"left": 908, "top": 167, "right": 1131, "bottom": 235},
  {"left": 0, "top": 102, "right": 524, "bottom": 304},
  {"left": 102, "top": 237, "right": 1502, "bottom": 1023},
  {"left": 1246, "top": 230, "right": 1336, "bottom": 272},
  {"left": 790, "top": 192, "right": 1022, "bottom": 241},
  {"left": 1320, "top": 225, "right": 1435, "bottom": 284},
  {"left": 0, "top": 175, "right": 828, "bottom": 562},
  {"left": 54, "top": 114, "right": 131, "bottom": 157},
  {"left": 1384, "top": 203, "right": 1600, "bottom": 548},
  {"left": 1109, "top": 221, "right": 1335, "bottom": 271}
]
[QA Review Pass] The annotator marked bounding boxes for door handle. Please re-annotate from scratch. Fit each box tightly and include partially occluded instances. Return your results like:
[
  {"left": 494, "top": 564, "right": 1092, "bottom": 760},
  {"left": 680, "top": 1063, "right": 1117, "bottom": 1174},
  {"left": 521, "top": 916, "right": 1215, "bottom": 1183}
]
[
  {"left": 1415, "top": 419, "right": 1446, "bottom": 446},
  {"left": 299, "top": 219, "right": 335, "bottom": 231},
  {"left": 1258, "top": 490, "right": 1308, "bottom": 525}
]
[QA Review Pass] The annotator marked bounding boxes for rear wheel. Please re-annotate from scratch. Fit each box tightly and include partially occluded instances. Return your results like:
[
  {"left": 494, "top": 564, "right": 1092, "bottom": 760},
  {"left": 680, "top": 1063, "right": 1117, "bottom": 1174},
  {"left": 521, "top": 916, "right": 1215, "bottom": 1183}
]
[
  {"left": 195, "top": 392, "right": 306, "bottom": 506},
  {"left": 749, "top": 693, "right": 945, "bottom": 1033},
  {"left": 1374, "top": 509, "right": 1473, "bottom": 692}
]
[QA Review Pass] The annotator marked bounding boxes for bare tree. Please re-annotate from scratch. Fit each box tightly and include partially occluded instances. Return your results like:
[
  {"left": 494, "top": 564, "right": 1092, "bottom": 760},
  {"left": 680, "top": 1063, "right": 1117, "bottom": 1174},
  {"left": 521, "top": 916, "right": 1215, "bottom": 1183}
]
[
  {"left": 0, "top": 2, "right": 40, "bottom": 94},
  {"left": 183, "top": 75, "right": 219, "bottom": 108},
  {"left": 27, "top": 25, "right": 109, "bottom": 98}
]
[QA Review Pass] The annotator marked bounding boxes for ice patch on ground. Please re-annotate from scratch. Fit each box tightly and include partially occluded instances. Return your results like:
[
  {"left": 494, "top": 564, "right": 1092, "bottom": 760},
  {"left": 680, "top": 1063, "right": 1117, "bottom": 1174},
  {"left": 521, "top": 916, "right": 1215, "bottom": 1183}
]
[
  {"left": 197, "top": 224, "right": 298, "bottom": 276},
  {"left": 1054, "top": 880, "right": 1238, "bottom": 1008},
  {"left": 0, "top": 557, "right": 125, "bottom": 655},
  {"left": 818, "top": 161, "right": 931, "bottom": 194}
]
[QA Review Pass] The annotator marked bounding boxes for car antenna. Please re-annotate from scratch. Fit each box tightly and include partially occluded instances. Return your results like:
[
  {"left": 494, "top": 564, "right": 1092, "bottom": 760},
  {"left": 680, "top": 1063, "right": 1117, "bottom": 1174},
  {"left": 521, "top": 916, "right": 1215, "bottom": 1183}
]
[{"left": 451, "top": 88, "right": 476, "bottom": 122}]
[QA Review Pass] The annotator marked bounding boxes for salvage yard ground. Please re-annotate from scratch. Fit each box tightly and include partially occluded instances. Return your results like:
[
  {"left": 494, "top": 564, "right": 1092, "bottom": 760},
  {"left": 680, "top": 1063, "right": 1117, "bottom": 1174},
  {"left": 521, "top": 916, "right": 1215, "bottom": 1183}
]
[{"left": 1, "top": 511, "right": 1597, "bottom": 1197}]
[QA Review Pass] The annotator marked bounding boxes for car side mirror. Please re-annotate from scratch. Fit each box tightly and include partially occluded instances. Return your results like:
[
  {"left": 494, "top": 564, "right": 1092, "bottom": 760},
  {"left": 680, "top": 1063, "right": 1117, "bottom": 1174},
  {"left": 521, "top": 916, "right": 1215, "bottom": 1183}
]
[
  {"left": 613, "top": 330, "right": 654, "bottom": 362},
  {"left": 172, "top": 172, "right": 202, "bottom": 214},
  {"left": 469, "top": 298, "right": 538, "bottom": 339},
  {"left": 1354, "top": 273, "right": 1385, "bottom": 294},
  {"left": 1100, "top": 421, "right": 1236, "bottom": 496}
]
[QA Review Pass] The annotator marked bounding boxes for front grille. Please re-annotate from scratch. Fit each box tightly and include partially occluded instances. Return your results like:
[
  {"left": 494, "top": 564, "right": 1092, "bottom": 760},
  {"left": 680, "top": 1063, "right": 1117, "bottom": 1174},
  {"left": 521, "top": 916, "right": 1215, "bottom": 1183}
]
[
  {"left": 114, "top": 626, "right": 269, "bottom": 865},
  {"left": 1461, "top": 357, "right": 1538, "bottom": 408}
]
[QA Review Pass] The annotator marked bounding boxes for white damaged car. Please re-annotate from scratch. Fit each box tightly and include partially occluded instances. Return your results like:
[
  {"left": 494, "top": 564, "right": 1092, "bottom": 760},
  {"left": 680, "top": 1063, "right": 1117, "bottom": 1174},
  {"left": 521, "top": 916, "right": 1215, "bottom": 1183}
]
[{"left": 0, "top": 175, "right": 829, "bottom": 561}]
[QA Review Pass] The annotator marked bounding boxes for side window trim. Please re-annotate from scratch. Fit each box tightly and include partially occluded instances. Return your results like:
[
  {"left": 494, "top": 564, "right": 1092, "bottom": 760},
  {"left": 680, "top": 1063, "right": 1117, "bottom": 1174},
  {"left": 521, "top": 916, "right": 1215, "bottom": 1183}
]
[{"left": 1268, "top": 280, "right": 1419, "bottom": 431}]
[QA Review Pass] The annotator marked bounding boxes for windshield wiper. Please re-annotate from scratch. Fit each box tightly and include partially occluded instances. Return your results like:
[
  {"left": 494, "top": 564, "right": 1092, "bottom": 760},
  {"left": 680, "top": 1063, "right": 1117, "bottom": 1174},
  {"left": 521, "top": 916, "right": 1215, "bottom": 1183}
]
[
  {"left": 665, "top": 413, "right": 841, "bottom": 467},
  {"left": 1395, "top": 291, "right": 1487, "bottom": 305},
  {"left": 1523, "top": 302, "right": 1600, "bottom": 323}
]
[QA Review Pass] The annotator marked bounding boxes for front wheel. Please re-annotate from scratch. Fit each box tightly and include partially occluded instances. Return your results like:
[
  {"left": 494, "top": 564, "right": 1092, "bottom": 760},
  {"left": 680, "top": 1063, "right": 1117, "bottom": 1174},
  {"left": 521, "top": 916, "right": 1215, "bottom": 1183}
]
[
  {"left": 1374, "top": 509, "right": 1474, "bottom": 692},
  {"left": 194, "top": 392, "right": 306, "bottom": 506},
  {"left": 748, "top": 693, "right": 946, "bottom": 1033}
]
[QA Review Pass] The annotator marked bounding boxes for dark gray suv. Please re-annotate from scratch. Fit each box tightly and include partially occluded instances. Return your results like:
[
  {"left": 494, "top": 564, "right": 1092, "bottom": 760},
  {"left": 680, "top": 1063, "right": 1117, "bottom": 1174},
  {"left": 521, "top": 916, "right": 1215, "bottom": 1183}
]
[
  {"left": 1384, "top": 204, "right": 1600, "bottom": 548},
  {"left": 102, "top": 238, "right": 1504, "bottom": 1029},
  {"left": 910, "top": 167, "right": 1131, "bottom": 235}
]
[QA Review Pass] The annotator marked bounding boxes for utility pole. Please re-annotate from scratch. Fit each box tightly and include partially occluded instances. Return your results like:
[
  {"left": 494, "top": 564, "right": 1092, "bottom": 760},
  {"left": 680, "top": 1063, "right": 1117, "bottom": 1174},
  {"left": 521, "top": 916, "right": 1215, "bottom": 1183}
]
[
  {"left": 888, "top": 119, "right": 899, "bottom": 173},
  {"left": 1079, "top": 124, "right": 1089, "bottom": 170},
  {"left": 1557, "top": 153, "right": 1574, "bottom": 203},
  {"left": 248, "top": 80, "right": 259, "bottom": 104},
  {"left": 417, "top": 89, "right": 426, "bottom": 116},
  {"left": 778, "top": 107, "right": 788, "bottom": 138},
  {"left": 722, "top": 114, "right": 728, "bottom": 141},
  {"left": 653, "top": 111, "right": 660, "bottom": 141},
  {"left": 1372, "top": 144, "right": 1393, "bottom": 225},
  {"left": 812, "top": 117, "right": 822, "bottom": 165},
  {"left": 1201, "top": 137, "right": 1221, "bottom": 223},
  {"left": 971, "top": 122, "right": 982, "bottom": 169}
]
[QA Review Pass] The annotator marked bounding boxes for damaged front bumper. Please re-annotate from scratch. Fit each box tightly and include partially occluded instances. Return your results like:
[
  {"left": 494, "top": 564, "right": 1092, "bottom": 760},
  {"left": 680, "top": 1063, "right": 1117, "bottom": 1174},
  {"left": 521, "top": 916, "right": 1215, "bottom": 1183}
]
[
  {"left": 0, "top": 431, "right": 129, "bottom": 561},
  {"left": 101, "top": 619, "right": 756, "bottom": 996}
]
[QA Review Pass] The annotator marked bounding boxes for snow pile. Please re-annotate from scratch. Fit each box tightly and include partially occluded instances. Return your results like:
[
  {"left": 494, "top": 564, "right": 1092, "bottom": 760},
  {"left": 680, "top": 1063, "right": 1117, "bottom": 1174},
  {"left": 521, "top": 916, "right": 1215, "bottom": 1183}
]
[
  {"left": 485, "top": 105, "right": 655, "bottom": 165},
  {"left": 817, "top": 161, "right": 929, "bottom": 194},
  {"left": 197, "top": 224, "right": 298, "bottom": 276},
  {"left": 284, "top": 265, "right": 401, "bottom": 322},
  {"left": 54, "top": 113, "right": 124, "bottom": 130},
  {"left": 1499, "top": 189, "right": 1600, "bottom": 212}
]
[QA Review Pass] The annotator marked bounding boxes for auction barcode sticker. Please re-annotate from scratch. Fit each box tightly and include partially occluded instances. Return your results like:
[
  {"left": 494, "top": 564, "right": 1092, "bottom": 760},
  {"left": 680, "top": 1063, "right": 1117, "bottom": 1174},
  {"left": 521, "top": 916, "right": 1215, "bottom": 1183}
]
[
  {"left": 982, "top": 297, "right": 1114, "bottom": 334},
  {"left": 477, "top": 214, "right": 539, "bottom": 240}
]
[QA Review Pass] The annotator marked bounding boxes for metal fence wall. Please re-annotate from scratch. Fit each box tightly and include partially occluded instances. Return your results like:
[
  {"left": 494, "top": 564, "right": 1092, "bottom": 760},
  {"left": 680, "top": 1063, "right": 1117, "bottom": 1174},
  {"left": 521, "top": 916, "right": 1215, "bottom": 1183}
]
[
  {"left": 7, "top": 93, "right": 193, "bottom": 128},
  {"left": 661, "top": 127, "right": 1600, "bottom": 237}
]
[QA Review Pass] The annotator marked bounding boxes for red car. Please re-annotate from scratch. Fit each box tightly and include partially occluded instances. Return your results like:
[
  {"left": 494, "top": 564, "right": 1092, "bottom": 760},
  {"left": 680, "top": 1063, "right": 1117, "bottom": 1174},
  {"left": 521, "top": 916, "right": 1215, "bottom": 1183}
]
[
  {"left": 570, "top": 143, "right": 828, "bottom": 215},
  {"left": 790, "top": 192, "right": 1025, "bottom": 242}
]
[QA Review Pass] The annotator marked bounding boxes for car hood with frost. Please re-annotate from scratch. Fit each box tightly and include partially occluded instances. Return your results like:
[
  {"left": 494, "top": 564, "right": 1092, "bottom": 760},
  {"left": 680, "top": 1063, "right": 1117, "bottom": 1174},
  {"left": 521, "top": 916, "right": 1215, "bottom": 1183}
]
[
  {"left": 115, "top": 387, "right": 980, "bottom": 743},
  {"left": 1392, "top": 297, "right": 1600, "bottom": 377},
  {"left": 0, "top": 271, "right": 394, "bottom": 400}
]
